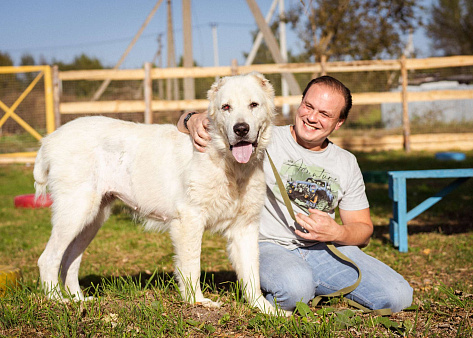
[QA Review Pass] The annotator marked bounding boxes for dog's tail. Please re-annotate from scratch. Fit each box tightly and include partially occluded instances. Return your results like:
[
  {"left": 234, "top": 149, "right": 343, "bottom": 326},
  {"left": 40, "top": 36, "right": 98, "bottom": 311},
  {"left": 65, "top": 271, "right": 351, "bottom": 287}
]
[{"left": 33, "top": 145, "right": 49, "bottom": 202}]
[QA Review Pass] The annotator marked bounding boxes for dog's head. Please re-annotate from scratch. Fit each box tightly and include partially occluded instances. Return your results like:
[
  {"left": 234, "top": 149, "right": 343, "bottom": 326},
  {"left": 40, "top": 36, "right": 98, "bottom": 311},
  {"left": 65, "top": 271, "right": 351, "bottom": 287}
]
[{"left": 207, "top": 72, "right": 275, "bottom": 164}]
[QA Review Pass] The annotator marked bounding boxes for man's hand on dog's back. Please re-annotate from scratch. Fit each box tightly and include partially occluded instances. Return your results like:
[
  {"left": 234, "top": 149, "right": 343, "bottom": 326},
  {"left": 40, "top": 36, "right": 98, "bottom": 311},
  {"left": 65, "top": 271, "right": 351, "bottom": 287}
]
[{"left": 178, "top": 112, "right": 211, "bottom": 152}]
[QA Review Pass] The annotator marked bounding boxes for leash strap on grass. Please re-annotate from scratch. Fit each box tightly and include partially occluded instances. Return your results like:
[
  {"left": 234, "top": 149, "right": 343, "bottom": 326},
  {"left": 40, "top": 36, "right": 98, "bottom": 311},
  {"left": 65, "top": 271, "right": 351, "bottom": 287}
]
[{"left": 266, "top": 150, "right": 392, "bottom": 316}]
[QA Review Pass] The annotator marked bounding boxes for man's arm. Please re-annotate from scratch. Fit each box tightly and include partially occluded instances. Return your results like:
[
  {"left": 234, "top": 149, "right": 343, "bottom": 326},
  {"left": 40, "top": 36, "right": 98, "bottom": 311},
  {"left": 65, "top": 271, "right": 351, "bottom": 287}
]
[
  {"left": 294, "top": 208, "right": 373, "bottom": 247},
  {"left": 177, "top": 112, "right": 211, "bottom": 152}
]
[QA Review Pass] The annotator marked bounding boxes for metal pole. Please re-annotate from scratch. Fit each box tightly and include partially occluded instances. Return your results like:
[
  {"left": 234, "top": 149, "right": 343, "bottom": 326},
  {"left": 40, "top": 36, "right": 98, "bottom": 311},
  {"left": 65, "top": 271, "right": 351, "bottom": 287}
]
[
  {"left": 182, "top": 0, "right": 195, "bottom": 100},
  {"left": 211, "top": 23, "right": 219, "bottom": 81},
  {"left": 279, "top": 0, "right": 290, "bottom": 117}
]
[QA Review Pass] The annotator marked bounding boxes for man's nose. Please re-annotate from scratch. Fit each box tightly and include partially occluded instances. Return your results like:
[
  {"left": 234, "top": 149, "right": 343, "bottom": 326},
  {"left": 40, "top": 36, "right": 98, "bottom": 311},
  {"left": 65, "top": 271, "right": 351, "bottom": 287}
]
[{"left": 307, "top": 110, "right": 319, "bottom": 122}]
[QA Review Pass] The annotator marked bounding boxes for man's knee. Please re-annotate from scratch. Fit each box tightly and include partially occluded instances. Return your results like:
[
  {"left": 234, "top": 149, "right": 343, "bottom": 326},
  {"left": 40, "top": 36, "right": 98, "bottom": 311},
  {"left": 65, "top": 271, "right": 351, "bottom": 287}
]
[
  {"left": 383, "top": 280, "right": 413, "bottom": 312},
  {"left": 261, "top": 265, "right": 315, "bottom": 311},
  {"left": 369, "top": 278, "right": 413, "bottom": 313}
]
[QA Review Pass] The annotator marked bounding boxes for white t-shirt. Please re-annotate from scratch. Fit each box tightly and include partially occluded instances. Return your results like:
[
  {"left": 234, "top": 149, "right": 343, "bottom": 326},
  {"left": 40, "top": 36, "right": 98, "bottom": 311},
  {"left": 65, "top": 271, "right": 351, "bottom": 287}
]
[{"left": 259, "top": 125, "right": 369, "bottom": 250}]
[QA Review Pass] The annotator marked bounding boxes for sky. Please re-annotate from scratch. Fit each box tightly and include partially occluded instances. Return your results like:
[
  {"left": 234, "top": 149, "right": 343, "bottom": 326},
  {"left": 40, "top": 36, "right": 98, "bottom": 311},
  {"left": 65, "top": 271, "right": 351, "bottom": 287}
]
[{"left": 2, "top": 0, "right": 434, "bottom": 69}]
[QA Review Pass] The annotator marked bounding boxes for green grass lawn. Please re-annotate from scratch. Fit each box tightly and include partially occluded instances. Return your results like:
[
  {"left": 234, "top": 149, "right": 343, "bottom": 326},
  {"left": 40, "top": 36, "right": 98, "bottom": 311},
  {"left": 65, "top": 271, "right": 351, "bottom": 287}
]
[{"left": 1, "top": 151, "right": 472, "bottom": 337}]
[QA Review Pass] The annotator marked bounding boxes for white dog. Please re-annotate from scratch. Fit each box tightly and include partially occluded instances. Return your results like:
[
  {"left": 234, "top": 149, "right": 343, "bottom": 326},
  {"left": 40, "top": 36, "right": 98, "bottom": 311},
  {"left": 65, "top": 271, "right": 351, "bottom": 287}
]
[{"left": 34, "top": 72, "right": 280, "bottom": 315}]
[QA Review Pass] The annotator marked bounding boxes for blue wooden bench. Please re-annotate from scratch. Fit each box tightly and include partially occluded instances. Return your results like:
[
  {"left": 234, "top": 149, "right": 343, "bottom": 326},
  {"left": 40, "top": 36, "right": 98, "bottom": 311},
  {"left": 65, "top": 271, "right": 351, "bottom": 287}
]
[{"left": 388, "top": 169, "right": 473, "bottom": 252}]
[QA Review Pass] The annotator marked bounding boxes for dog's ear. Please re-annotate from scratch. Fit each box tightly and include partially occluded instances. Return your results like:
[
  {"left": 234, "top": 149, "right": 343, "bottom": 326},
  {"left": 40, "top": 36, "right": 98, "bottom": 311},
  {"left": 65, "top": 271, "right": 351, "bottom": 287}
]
[
  {"left": 250, "top": 72, "right": 274, "bottom": 98},
  {"left": 207, "top": 77, "right": 227, "bottom": 102},
  {"left": 207, "top": 77, "right": 229, "bottom": 119}
]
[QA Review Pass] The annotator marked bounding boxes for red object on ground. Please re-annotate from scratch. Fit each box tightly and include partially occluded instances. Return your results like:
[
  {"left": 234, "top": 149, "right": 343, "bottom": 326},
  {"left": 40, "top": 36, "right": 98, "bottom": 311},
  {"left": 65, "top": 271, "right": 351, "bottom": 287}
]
[{"left": 14, "top": 194, "right": 53, "bottom": 208}]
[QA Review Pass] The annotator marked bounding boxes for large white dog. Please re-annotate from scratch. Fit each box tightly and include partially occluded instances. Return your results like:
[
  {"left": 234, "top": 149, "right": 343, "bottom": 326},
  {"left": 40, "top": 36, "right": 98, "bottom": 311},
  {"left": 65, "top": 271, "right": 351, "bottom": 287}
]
[{"left": 34, "top": 72, "right": 280, "bottom": 315}]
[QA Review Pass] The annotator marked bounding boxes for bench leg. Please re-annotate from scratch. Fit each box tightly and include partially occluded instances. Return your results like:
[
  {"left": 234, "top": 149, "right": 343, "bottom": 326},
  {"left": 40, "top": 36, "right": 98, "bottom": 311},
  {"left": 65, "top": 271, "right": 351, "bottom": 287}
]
[
  {"left": 396, "top": 178, "right": 408, "bottom": 252},
  {"left": 389, "top": 218, "right": 399, "bottom": 248},
  {"left": 390, "top": 177, "right": 408, "bottom": 252}
]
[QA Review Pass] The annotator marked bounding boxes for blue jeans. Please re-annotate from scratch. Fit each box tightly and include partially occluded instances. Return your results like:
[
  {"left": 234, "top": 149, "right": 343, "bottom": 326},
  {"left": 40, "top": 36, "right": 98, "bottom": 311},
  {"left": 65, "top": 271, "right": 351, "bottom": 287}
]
[{"left": 259, "top": 242, "right": 413, "bottom": 313}]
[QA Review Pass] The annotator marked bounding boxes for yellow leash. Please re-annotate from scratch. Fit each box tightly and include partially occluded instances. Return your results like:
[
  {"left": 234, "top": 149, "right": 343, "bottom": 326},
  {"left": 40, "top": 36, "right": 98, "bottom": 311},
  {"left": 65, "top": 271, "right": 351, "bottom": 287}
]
[{"left": 266, "top": 150, "right": 391, "bottom": 316}]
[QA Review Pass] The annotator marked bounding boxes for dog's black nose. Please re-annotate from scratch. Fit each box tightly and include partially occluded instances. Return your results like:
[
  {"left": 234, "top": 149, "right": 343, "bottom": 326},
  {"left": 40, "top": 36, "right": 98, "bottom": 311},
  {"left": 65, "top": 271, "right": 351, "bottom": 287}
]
[{"left": 233, "top": 122, "right": 250, "bottom": 137}]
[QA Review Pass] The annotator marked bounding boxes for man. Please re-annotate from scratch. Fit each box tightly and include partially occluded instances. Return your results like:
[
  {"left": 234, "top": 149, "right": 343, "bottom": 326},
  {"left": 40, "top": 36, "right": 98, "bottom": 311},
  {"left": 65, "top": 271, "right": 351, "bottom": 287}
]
[{"left": 177, "top": 75, "right": 413, "bottom": 313}]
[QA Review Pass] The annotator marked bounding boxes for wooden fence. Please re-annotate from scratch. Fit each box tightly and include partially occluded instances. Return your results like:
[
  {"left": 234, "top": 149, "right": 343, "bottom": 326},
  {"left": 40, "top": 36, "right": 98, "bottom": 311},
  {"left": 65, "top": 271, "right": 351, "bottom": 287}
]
[
  {"left": 56, "top": 55, "right": 473, "bottom": 116},
  {"left": 53, "top": 55, "right": 473, "bottom": 153},
  {"left": 1, "top": 56, "right": 473, "bottom": 163}
]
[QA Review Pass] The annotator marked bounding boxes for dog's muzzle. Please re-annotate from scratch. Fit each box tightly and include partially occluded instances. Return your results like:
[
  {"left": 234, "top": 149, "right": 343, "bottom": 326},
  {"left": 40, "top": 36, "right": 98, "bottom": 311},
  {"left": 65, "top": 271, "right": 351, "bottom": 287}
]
[{"left": 229, "top": 123, "right": 260, "bottom": 164}]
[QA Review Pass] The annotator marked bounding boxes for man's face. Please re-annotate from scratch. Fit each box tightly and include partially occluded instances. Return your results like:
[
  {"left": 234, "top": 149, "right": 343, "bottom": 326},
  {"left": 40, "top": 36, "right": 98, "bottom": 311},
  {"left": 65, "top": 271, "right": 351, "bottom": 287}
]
[{"left": 291, "top": 84, "right": 346, "bottom": 151}]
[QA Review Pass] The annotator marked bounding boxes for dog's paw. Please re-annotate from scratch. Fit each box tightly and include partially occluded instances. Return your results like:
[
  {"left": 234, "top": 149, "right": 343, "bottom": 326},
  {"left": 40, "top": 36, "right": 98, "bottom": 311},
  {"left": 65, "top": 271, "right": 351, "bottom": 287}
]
[{"left": 196, "top": 298, "right": 222, "bottom": 308}]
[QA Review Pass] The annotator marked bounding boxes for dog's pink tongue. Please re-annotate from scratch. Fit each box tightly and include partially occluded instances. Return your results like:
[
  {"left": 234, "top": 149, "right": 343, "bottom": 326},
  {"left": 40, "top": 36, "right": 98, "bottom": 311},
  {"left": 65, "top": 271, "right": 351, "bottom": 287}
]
[{"left": 232, "top": 142, "right": 253, "bottom": 163}]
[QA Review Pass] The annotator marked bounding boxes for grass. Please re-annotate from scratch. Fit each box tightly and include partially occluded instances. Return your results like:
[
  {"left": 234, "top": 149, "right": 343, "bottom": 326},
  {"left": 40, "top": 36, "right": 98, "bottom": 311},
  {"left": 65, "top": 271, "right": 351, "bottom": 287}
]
[{"left": 1, "top": 151, "right": 473, "bottom": 337}]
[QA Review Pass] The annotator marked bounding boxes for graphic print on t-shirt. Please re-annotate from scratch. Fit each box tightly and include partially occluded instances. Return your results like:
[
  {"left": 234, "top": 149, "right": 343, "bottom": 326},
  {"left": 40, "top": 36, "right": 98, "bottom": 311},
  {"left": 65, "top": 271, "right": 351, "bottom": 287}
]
[{"left": 275, "top": 158, "right": 340, "bottom": 213}]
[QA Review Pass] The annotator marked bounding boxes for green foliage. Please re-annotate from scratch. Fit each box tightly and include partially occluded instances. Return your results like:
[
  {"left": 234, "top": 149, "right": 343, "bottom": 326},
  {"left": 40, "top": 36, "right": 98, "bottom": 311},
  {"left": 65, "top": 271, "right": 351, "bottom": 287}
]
[
  {"left": 0, "top": 52, "right": 16, "bottom": 95},
  {"left": 0, "top": 51, "right": 14, "bottom": 67},
  {"left": 426, "top": 0, "right": 473, "bottom": 56},
  {"left": 285, "top": 0, "right": 422, "bottom": 62},
  {"left": 55, "top": 54, "right": 105, "bottom": 98},
  {"left": 55, "top": 53, "right": 104, "bottom": 71}
]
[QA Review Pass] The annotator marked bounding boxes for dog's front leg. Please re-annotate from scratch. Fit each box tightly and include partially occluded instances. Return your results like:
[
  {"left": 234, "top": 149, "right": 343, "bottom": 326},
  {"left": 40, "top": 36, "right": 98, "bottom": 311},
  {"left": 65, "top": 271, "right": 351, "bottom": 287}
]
[
  {"left": 169, "top": 218, "right": 221, "bottom": 308},
  {"left": 227, "top": 223, "right": 291, "bottom": 316}
]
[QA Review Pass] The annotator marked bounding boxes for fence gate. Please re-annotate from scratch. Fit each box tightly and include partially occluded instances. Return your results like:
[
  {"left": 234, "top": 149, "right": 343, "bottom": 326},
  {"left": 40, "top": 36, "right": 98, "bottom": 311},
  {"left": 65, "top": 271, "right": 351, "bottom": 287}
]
[{"left": 0, "top": 65, "right": 54, "bottom": 163}]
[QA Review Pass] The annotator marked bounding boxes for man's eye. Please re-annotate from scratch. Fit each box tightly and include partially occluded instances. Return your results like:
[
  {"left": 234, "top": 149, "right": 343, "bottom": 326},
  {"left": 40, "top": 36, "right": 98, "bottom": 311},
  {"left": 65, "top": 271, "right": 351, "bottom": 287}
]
[
  {"left": 222, "top": 104, "right": 230, "bottom": 111},
  {"left": 250, "top": 102, "right": 259, "bottom": 108}
]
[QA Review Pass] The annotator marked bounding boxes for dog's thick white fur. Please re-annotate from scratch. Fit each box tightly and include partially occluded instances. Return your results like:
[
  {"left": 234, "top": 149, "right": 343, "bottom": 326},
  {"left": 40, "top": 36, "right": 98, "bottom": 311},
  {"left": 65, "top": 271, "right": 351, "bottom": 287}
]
[{"left": 34, "top": 72, "right": 282, "bottom": 315}]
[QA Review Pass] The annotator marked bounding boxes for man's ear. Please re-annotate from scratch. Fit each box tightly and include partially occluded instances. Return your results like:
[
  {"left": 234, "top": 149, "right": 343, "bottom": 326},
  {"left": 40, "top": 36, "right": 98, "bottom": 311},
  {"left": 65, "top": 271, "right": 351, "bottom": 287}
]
[{"left": 335, "top": 118, "right": 345, "bottom": 130}]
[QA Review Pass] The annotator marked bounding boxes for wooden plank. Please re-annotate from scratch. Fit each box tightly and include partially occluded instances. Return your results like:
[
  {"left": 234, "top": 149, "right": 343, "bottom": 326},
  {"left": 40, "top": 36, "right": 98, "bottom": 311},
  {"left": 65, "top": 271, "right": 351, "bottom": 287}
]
[
  {"left": 60, "top": 99, "right": 209, "bottom": 114},
  {"left": 407, "top": 89, "right": 473, "bottom": 101},
  {"left": 59, "top": 88, "right": 473, "bottom": 115},
  {"left": 0, "top": 65, "right": 50, "bottom": 74},
  {"left": 330, "top": 133, "right": 473, "bottom": 152},
  {"left": 59, "top": 69, "right": 146, "bottom": 81},
  {"left": 406, "top": 55, "right": 473, "bottom": 70},
  {"left": 56, "top": 55, "right": 473, "bottom": 81}
]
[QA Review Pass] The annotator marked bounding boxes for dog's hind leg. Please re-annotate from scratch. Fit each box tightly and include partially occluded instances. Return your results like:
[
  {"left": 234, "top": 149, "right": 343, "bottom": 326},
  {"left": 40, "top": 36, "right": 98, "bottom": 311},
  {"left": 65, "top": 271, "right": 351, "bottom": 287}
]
[
  {"left": 61, "top": 199, "right": 112, "bottom": 300},
  {"left": 169, "top": 217, "right": 220, "bottom": 308},
  {"left": 38, "top": 190, "right": 104, "bottom": 301}
]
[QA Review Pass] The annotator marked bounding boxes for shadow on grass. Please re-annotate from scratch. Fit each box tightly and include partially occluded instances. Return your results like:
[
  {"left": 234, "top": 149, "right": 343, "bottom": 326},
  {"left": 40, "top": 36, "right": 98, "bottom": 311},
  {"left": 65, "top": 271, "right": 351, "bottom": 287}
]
[
  {"left": 79, "top": 269, "right": 239, "bottom": 296},
  {"left": 372, "top": 221, "right": 473, "bottom": 246}
]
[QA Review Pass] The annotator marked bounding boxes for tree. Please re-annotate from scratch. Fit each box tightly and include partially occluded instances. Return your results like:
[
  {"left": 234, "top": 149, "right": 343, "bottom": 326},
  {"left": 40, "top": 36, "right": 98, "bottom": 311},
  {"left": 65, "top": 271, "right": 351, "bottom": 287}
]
[
  {"left": 285, "top": 0, "right": 421, "bottom": 62},
  {"left": 55, "top": 53, "right": 104, "bottom": 71},
  {"left": 20, "top": 54, "right": 37, "bottom": 85},
  {"left": 54, "top": 54, "right": 104, "bottom": 98},
  {"left": 0, "top": 52, "right": 14, "bottom": 67},
  {"left": 0, "top": 52, "right": 15, "bottom": 93},
  {"left": 426, "top": 0, "right": 473, "bottom": 56}
]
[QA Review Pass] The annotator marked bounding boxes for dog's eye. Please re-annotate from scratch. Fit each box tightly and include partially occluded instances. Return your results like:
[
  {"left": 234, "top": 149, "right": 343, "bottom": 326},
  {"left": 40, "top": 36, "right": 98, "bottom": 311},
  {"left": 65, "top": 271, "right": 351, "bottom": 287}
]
[
  {"left": 250, "top": 102, "right": 259, "bottom": 108},
  {"left": 222, "top": 104, "right": 230, "bottom": 111}
]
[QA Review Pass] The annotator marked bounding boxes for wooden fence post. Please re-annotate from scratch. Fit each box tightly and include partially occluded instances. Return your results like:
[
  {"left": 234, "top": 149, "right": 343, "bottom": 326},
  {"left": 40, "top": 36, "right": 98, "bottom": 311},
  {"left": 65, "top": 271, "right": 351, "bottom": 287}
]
[
  {"left": 52, "top": 65, "right": 61, "bottom": 129},
  {"left": 144, "top": 62, "right": 153, "bottom": 124},
  {"left": 43, "top": 65, "right": 55, "bottom": 134},
  {"left": 320, "top": 54, "right": 327, "bottom": 76},
  {"left": 401, "top": 55, "right": 411, "bottom": 152},
  {"left": 231, "top": 59, "right": 239, "bottom": 75}
]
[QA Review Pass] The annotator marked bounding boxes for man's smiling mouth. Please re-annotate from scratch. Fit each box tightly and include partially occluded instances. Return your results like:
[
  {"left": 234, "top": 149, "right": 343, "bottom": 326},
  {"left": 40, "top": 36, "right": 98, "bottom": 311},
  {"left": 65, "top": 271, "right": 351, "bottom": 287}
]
[{"left": 303, "top": 121, "right": 317, "bottom": 130}]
